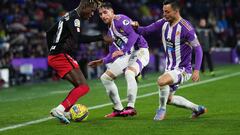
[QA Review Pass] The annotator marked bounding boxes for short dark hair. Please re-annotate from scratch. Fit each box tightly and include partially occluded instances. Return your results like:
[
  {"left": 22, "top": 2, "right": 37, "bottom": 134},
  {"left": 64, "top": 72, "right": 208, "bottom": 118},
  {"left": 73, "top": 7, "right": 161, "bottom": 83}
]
[
  {"left": 98, "top": 2, "right": 113, "bottom": 9},
  {"left": 163, "top": 0, "right": 180, "bottom": 10}
]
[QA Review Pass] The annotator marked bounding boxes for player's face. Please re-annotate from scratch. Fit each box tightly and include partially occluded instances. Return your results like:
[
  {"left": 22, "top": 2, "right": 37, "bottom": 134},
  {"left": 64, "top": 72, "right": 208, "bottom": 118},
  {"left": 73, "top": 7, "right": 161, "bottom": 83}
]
[
  {"left": 98, "top": 8, "right": 114, "bottom": 25},
  {"left": 163, "top": 4, "right": 178, "bottom": 23}
]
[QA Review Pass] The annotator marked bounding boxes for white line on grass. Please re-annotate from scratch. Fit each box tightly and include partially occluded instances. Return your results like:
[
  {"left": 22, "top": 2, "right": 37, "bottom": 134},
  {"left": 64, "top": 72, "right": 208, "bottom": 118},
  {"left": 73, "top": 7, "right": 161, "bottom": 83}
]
[{"left": 0, "top": 72, "right": 239, "bottom": 132}]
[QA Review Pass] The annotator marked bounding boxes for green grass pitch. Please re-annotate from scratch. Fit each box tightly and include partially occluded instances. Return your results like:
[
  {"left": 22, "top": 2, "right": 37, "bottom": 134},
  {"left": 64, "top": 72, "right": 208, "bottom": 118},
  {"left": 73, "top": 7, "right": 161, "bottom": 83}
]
[{"left": 0, "top": 64, "right": 240, "bottom": 135}]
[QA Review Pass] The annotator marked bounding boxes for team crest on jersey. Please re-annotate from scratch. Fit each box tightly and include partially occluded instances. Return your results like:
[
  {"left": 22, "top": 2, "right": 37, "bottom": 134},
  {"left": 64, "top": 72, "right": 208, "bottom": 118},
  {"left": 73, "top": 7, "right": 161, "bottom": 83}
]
[
  {"left": 176, "top": 31, "right": 180, "bottom": 36},
  {"left": 74, "top": 19, "right": 81, "bottom": 28},
  {"left": 123, "top": 19, "right": 130, "bottom": 25}
]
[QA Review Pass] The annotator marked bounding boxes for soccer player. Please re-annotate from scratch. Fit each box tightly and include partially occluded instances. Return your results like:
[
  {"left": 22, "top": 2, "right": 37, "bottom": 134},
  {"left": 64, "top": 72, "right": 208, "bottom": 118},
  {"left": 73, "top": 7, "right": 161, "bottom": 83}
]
[
  {"left": 88, "top": 2, "right": 149, "bottom": 117},
  {"left": 132, "top": 0, "right": 207, "bottom": 120},
  {"left": 47, "top": 0, "right": 112, "bottom": 124}
]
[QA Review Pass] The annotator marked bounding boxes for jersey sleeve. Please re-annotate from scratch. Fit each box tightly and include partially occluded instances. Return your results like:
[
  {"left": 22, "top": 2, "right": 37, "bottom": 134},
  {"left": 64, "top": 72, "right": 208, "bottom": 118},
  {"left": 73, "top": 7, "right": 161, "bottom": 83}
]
[
  {"left": 137, "top": 18, "right": 164, "bottom": 35},
  {"left": 114, "top": 16, "right": 139, "bottom": 54},
  {"left": 102, "top": 43, "right": 117, "bottom": 64},
  {"left": 186, "top": 29, "right": 203, "bottom": 70}
]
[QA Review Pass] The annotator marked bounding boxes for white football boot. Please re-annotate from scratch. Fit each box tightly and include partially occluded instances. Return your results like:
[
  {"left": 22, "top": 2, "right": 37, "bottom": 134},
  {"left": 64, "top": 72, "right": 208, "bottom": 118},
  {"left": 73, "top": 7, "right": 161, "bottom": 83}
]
[{"left": 50, "top": 108, "right": 70, "bottom": 124}]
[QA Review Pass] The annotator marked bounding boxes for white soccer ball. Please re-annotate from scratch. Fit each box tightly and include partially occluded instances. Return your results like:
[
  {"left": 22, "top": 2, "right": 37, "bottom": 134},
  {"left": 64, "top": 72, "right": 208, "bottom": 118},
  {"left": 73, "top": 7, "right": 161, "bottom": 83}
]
[{"left": 69, "top": 104, "right": 89, "bottom": 122}]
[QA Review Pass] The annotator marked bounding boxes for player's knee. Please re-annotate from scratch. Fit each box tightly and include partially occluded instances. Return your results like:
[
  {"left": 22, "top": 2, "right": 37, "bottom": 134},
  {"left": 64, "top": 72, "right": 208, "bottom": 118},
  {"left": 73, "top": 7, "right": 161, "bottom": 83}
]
[
  {"left": 83, "top": 84, "right": 90, "bottom": 94},
  {"left": 75, "top": 84, "right": 90, "bottom": 95},
  {"left": 125, "top": 69, "right": 136, "bottom": 78},
  {"left": 100, "top": 73, "right": 113, "bottom": 85},
  {"left": 157, "top": 78, "right": 167, "bottom": 87}
]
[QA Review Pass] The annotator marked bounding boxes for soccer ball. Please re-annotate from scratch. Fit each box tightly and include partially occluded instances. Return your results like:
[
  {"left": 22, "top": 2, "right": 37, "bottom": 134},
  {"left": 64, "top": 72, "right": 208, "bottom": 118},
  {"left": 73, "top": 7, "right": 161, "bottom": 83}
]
[{"left": 69, "top": 104, "right": 89, "bottom": 122}]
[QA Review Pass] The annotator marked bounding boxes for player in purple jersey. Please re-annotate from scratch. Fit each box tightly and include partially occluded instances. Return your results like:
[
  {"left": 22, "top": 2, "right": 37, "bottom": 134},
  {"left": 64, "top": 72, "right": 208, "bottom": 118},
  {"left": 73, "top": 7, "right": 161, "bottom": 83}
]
[
  {"left": 88, "top": 2, "right": 149, "bottom": 117},
  {"left": 132, "top": 0, "right": 207, "bottom": 120}
]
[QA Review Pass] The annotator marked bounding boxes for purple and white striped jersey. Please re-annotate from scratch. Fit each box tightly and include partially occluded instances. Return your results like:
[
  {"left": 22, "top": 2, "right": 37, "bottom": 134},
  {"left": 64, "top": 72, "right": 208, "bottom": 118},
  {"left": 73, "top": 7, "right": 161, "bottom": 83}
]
[
  {"left": 137, "top": 18, "right": 203, "bottom": 73},
  {"left": 103, "top": 14, "right": 148, "bottom": 64}
]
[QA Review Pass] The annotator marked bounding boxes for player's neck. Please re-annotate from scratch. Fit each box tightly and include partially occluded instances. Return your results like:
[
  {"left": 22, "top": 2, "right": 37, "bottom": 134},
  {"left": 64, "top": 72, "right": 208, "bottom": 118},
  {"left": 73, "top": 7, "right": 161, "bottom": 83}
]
[
  {"left": 170, "top": 15, "right": 182, "bottom": 27},
  {"left": 109, "top": 15, "right": 116, "bottom": 27}
]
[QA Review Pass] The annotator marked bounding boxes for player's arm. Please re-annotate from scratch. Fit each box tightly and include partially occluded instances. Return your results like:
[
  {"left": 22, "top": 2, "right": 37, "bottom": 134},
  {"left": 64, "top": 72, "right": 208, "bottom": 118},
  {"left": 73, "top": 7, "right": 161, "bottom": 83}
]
[
  {"left": 120, "top": 18, "right": 139, "bottom": 54},
  {"left": 88, "top": 53, "right": 113, "bottom": 68},
  {"left": 88, "top": 45, "right": 116, "bottom": 67},
  {"left": 111, "top": 18, "right": 139, "bottom": 59},
  {"left": 187, "top": 30, "right": 203, "bottom": 82},
  {"left": 132, "top": 19, "right": 164, "bottom": 36}
]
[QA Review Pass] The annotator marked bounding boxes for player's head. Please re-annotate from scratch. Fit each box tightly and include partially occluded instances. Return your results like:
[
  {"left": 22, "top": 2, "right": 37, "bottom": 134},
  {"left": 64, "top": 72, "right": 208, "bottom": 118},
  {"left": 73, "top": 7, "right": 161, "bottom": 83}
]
[
  {"left": 77, "top": 0, "right": 100, "bottom": 19},
  {"left": 162, "top": 0, "right": 181, "bottom": 23},
  {"left": 98, "top": 2, "right": 114, "bottom": 25}
]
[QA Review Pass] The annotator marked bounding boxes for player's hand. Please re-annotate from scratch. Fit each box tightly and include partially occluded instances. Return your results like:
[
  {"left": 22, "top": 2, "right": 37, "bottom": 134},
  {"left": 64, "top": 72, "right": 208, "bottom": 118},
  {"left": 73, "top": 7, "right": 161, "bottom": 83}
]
[
  {"left": 103, "top": 35, "right": 114, "bottom": 44},
  {"left": 131, "top": 21, "right": 139, "bottom": 29},
  {"left": 112, "top": 50, "right": 124, "bottom": 58},
  {"left": 88, "top": 59, "right": 103, "bottom": 68},
  {"left": 192, "top": 70, "right": 200, "bottom": 82}
]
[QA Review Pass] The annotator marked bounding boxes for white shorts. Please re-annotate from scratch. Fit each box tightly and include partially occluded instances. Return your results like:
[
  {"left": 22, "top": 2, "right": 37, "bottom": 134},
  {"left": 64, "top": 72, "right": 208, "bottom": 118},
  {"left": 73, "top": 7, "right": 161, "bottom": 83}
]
[
  {"left": 165, "top": 68, "right": 192, "bottom": 84},
  {"left": 106, "top": 54, "right": 131, "bottom": 76},
  {"left": 128, "top": 48, "right": 149, "bottom": 74},
  {"left": 106, "top": 48, "right": 149, "bottom": 76},
  {"left": 161, "top": 69, "right": 191, "bottom": 93}
]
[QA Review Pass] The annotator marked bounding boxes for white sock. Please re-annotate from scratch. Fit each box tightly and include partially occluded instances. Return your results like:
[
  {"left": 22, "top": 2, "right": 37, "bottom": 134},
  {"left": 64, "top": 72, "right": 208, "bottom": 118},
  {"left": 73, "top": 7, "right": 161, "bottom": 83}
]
[
  {"left": 125, "top": 70, "right": 137, "bottom": 108},
  {"left": 56, "top": 104, "right": 65, "bottom": 112},
  {"left": 100, "top": 73, "right": 123, "bottom": 110},
  {"left": 169, "top": 95, "right": 199, "bottom": 111},
  {"left": 159, "top": 85, "right": 170, "bottom": 110}
]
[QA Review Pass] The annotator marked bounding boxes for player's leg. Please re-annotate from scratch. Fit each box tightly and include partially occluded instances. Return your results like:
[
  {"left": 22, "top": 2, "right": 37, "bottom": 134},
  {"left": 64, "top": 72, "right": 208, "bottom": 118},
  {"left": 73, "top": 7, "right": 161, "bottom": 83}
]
[
  {"left": 167, "top": 70, "right": 207, "bottom": 118},
  {"left": 48, "top": 54, "right": 89, "bottom": 124},
  {"left": 101, "top": 70, "right": 124, "bottom": 117},
  {"left": 100, "top": 56, "right": 130, "bottom": 117},
  {"left": 61, "top": 68, "right": 89, "bottom": 111},
  {"left": 153, "top": 73, "right": 172, "bottom": 121},
  {"left": 121, "top": 66, "right": 138, "bottom": 116},
  {"left": 122, "top": 48, "right": 150, "bottom": 116},
  {"left": 51, "top": 68, "right": 89, "bottom": 124}
]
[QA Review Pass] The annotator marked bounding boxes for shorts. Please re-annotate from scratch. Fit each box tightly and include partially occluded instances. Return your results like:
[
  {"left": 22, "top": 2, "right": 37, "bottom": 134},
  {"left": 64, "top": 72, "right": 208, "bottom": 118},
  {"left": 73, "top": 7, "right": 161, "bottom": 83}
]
[
  {"left": 163, "top": 68, "right": 192, "bottom": 93},
  {"left": 128, "top": 48, "right": 149, "bottom": 74},
  {"left": 106, "top": 53, "right": 131, "bottom": 76},
  {"left": 48, "top": 53, "right": 79, "bottom": 78},
  {"left": 106, "top": 48, "right": 149, "bottom": 76}
]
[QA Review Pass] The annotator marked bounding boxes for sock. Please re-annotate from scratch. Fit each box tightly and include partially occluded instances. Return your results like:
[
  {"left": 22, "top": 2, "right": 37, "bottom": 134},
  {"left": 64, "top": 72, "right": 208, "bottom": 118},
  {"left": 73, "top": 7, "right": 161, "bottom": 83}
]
[
  {"left": 169, "top": 95, "right": 199, "bottom": 111},
  {"left": 100, "top": 73, "right": 123, "bottom": 110},
  {"left": 61, "top": 84, "right": 89, "bottom": 111},
  {"left": 56, "top": 104, "right": 65, "bottom": 112},
  {"left": 125, "top": 70, "right": 137, "bottom": 108},
  {"left": 159, "top": 85, "right": 170, "bottom": 110}
]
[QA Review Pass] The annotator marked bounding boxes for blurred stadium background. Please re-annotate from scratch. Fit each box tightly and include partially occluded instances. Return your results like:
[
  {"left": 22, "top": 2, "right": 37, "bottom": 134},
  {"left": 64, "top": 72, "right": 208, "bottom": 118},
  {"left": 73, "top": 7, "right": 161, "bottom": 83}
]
[
  {"left": 0, "top": 0, "right": 240, "bottom": 87},
  {"left": 0, "top": 0, "right": 240, "bottom": 134}
]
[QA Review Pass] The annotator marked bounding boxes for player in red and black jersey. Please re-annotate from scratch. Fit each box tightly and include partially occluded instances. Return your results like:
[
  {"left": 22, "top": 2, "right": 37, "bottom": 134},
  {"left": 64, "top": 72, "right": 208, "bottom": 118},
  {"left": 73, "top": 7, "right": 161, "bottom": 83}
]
[{"left": 48, "top": 0, "right": 111, "bottom": 124}]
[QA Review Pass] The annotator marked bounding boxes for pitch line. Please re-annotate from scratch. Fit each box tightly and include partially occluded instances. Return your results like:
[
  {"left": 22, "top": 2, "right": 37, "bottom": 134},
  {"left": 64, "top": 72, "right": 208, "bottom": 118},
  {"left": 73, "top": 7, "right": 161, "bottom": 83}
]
[{"left": 0, "top": 72, "right": 239, "bottom": 132}]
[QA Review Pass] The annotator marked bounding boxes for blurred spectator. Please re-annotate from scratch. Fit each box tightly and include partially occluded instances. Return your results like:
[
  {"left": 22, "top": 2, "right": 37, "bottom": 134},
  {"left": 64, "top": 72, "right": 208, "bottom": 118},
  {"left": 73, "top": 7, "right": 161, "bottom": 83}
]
[{"left": 196, "top": 18, "right": 215, "bottom": 76}]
